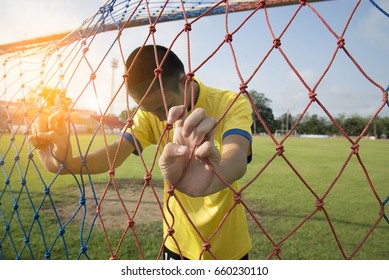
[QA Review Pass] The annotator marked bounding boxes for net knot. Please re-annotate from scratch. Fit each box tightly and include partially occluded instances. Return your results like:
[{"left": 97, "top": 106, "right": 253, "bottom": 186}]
[
  {"left": 166, "top": 185, "right": 175, "bottom": 196},
  {"left": 110, "top": 255, "right": 117, "bottom": 260},
  {"left": 80, "top": 245, "right": 87, "bottom": 253},
  {"left": 202, "top": 242, "right": 212, "bottom": 251},
  {"left": 233, "top": 192, "right": 242, "bottom": 204},
  {"left": 122, "top": 73, "right": 129, "bottom": 79},
  {"left": 337, "top": 37, "right": 345, "bottom": 48},
  {"left": 44, "top": 251, "right": 51, "bottom": 259},
  {"left": 225, "top": 34, "right": 233, "bottom": 43},
  {"left": 309, "top": 91, "right": 317, "bottom": 101},
  {"left": 379, "top": 205, "right": 385, "bottom": 216},
  {"left": 154, "top": 67, "right": 163, "bottom": 76},
  {"left": 149, "top": 25, "right": 157, "bottom": 34},
  {"left": 82, "top": 47, "right": 89, "bottom": 54},
  {"left": 79, "top": 197, "right": 86, "bottom": 206},
  {"left": 258, "top": 0, "right": 266, "bottom": 8},
  {"left": 273, "top": 38, "right": 281, "bottom": 49},
  {"left": 351, "top": 144, "right": 359, "bottom": 154},
  {"left": 272, "top": 245, "right": 281, "bottom": 256},
  {"left": 127, "top": 219, "right": 135, "bottom": 228},
  {"left": 184, "top": 23, "right": 192, "bottom": 32},
  {"left": 144, "top": 173, "right": 152, "bottom": 183},
  {"left": 276, "top": 145, "right": 285, "bottom": 156},
  {"left": 316, "top": 199, "right": 324, "bottom": 210},
  {"left": 166, "top": 122, "right": 173, "bottom": 131},
  {"left": 126, "top": 118, "right": 134, "bottom": 127},
  {"left": 186, "top": 72, "right": 195, "bottom": 81},
  {"left": 299, "top": 0, "right": 307, "bottom": 6},
  {"left": 239, "top": 84, "right": 248, "bottom": 93},
  {"left": 90, "top": 72, "right": 96, "bottom": 80},
  {"left": 108, "top": 169, "right": 115, "bottom": 176},
  {"left": 167, "top": 228, "right": 175, "bottom": 236}
]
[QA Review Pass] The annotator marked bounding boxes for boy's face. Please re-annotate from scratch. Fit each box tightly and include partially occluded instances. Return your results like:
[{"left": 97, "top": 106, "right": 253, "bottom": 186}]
[{"left": 130, "top": 89, "right": 182, "bottom": 121}]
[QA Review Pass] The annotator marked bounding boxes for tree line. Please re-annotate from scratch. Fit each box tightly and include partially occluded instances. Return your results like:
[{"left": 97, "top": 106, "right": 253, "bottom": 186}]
[
  {"left": 21, "top": 87, "right": 388, "bottom": 138},
  {"left": 248, "top": 90, "right": 389, "bottom": 138},
  {"left": 11, "top": 86, "right": 386, "bottom": 139}
]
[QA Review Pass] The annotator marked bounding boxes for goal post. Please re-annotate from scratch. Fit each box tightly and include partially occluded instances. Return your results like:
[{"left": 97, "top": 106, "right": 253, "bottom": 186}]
[{"left": 0, "top": 0, "right": 333, "bottom": 54}]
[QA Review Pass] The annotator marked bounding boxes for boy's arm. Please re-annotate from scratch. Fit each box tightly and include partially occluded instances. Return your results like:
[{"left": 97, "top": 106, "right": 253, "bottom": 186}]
[
  {"left": 207, "top": 133, "right": 249, "bottom": 195},
  {"left": 29, "top": 111, "right": 134, "bottom": 174},
  {"left": 73, "top": 137, "right": 134, "bottom": 174}
]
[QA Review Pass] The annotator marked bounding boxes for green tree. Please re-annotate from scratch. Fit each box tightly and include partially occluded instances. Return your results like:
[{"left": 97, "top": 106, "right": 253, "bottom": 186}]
[
  {"left": 376, "top": 116, "right": 389, "bottom": 138},
  {"left": 247, "top": 90, "right": 275, "bottom": 134},
  {"left": 118, "top": 108, "right": 137, "bottom": 122},
  {"left": 343, "top": 115, "right": 366, "bottom": 136},
  {"left": 27, "top": 87, "right": 72, "bottom": 111},
  {"left": 367, "top": 116, "right": 389, "bottom": 138}
]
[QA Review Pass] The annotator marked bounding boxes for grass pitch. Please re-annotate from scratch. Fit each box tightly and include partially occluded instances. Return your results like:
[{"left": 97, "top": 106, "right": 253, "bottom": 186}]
[{"left": 0, "top": 134, "right": 388, "bottom": 259}]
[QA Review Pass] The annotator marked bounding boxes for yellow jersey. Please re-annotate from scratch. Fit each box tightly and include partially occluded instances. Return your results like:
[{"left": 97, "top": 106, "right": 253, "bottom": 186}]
[{"left": 123, "top": 78, "right": 253, "bottom": 259}]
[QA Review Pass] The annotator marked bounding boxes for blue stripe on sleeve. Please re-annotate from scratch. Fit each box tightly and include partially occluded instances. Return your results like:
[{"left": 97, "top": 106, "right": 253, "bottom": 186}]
[
  {"left": 121, "top": 132, "right": 142, "bottom": 155},
  {"left": 222, "top": 129, "right": 252, "bottom": 163}
]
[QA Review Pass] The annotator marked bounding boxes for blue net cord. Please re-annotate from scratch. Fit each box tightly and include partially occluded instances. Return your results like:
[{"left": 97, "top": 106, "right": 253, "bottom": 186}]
[
  {"left": 369, "top": 0, "right": 389, "bottom": 18},
  {"left": 386, "top": 84, "right": 389, "bottom": 109}
]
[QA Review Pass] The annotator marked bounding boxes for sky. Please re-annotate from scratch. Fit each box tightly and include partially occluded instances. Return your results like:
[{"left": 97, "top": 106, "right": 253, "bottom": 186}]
[{"left": 1, "top": 0, "right": 388, "bottom": 119}]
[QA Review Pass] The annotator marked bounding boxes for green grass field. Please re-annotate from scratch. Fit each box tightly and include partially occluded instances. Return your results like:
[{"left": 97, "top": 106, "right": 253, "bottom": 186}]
[{"left": 0, "top": 134, "right": 388, "bottom": 259}]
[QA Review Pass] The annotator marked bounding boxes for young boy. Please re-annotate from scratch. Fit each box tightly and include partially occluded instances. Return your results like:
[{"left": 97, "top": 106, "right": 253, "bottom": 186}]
[{"left": 29, "top": 45, "right": 253, "bottom": 260}]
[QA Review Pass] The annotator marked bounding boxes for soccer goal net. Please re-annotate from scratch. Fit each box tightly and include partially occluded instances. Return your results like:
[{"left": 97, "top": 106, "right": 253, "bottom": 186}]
[{"left": 0, "top": 0, "right": 388, "bottom": 260}]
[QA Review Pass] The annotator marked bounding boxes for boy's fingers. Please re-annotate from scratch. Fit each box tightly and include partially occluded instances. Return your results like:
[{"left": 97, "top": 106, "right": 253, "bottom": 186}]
[
  {"left": 37, "top": 130, "right": 56, "bottom": 141},
  {"left": 195, "top": 140, "right": 220, "bottom": 161},
  {"left": 182, "top": 108, "right": 216, "bottom": 141},
  {"left": 167, "top": 105, "right": 186, "bottom": 128},
  {"left": 159, "top": 142, "right": 188, "bottom": 169},
  {"left": 28, "top": 135, "right": 44, "bottom": 149},
  {"left": 48, "top": 111, "right": 66, "bottom": 130},
  {"left": 192, "top": 116, "right": 215, "bottom": 145},
  {"left": 33, "top": 116, "right": 49, "bottom": 135}
]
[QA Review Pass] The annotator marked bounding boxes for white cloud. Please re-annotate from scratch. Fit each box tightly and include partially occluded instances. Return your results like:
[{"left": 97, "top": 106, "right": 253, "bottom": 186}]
[
  {"left": 355, "top": 0, "right": 389, "bottom": 50},
  {"left": 1, "top": 0, "right": 106, "bottom": 44}
]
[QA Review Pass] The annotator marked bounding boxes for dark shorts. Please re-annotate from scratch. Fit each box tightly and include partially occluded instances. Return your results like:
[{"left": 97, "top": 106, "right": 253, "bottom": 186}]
[{"left": 163, "top": 246, "right": 249, "bottom": 260}]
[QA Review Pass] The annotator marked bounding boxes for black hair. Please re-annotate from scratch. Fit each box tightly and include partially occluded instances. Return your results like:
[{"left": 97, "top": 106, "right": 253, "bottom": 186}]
[{"left": 125, "top": 45, "right": 185, "bottom": 96}]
